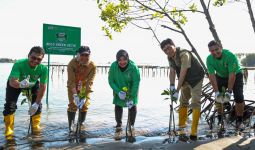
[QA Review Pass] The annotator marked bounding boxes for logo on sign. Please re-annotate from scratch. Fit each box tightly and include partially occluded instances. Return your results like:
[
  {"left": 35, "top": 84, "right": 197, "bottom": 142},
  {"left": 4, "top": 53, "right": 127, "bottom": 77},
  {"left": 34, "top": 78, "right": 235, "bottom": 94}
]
[{"left": 56, "top": 33, "right": 67, "bottom": 42}]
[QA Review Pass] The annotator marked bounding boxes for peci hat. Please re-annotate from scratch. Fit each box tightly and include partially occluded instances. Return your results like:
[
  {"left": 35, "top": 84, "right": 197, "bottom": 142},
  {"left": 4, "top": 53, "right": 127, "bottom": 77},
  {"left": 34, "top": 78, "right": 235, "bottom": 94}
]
[{"left": 78, "top": 46, "right": 91, "bottom": 55}]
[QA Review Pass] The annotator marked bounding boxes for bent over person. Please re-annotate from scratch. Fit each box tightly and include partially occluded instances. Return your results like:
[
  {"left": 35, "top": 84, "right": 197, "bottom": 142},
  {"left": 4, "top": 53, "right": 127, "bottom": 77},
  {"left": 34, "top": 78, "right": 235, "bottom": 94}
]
[
  {"left": 67, "top": 46, "right": 96, "bottom": 132},
  {"left": 108, "top": 50, "right": 140, "bottom": 135},
  {"left": 206, "top": 40, "right": 245, "bottom": 130},
  {"left": 160, "top": 38, "right": 205, "bottom": 141},
  {"left": 3, "top": 46, "right": 48, "bottom": 140}
]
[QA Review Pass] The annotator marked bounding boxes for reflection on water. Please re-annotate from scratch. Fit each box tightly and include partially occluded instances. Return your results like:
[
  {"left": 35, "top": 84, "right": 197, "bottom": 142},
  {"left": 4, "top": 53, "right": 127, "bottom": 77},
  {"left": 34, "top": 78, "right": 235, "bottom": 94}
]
[{"left": 0, "top": 63, "right": 255, "bottom": 149}]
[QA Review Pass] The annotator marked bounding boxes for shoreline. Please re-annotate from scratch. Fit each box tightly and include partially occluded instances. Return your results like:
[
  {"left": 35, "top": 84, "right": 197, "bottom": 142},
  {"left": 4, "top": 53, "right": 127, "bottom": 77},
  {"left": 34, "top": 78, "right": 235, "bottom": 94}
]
[
  {"left": 2, "top": 135, "right": 255, "bottom": 150},
  {"left": 48, "top": 135, "right": 255, "bottom": 150}
]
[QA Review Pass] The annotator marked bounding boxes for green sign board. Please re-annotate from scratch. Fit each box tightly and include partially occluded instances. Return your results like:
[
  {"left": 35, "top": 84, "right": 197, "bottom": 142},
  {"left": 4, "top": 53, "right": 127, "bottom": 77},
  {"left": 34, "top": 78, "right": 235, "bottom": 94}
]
[{"left": 43, "top": 24, "right": 81, "bottom": 55}]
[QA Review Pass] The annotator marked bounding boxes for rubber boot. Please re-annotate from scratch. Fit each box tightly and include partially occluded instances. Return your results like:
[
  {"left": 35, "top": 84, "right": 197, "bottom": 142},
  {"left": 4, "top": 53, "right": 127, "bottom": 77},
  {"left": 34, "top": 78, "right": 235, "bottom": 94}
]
[
  {"left": 217, "top": 114, "right": 223, "bottom": 125},
  {"left": 179, "top": 107, "right": 188, "bottom": 129},
  {"left": 79, "top": 111, "right": 87, "bottom": 125},
  {"left": 190, "top": 109, "right": 200, "bottom": 141},
  {"left": 4, "top": 114, "right": 15, "bottom": 140},
  {"left": 32, "top": 113, "right": 41, "bottom": 133},
  {"left": 236, "top": 116, "right": 244, "bottom": 131},
  {"left": 67, "top": 111, "right": 76, "bottom": 132},
  {"left": 129, "top": 106, "right": 137, "bottom": 126},
  {"left": 178, "top": 107, "right": 188, "bottom": 141},
  {"left": 115, "top": 106, "right": 123, "bottom": 129}
]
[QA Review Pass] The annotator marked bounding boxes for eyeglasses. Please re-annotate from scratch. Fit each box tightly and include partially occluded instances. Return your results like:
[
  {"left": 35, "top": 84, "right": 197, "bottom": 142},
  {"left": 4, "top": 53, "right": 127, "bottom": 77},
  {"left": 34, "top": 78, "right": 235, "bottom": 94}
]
[
  {"left": 30, "top": 56, "right": 42, "bottom": 62},
  {"left": 80, "top": 53, "right": 90, "bottom": 57}
]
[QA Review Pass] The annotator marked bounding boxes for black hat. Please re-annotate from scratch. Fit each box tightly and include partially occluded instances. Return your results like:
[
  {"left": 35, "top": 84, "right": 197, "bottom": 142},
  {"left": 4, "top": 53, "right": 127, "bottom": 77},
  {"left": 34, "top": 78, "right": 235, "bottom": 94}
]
[
  {"left": 78, "top": 46, "right": 91, "bottom": 54},
  {"left": 116, "top": 49, "right": 129, "bottom": 61}
]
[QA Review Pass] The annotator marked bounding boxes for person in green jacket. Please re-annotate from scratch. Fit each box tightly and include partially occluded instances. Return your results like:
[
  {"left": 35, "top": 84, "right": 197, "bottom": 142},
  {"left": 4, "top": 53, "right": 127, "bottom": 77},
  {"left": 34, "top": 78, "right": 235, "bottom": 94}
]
[{"left": 108, "top": 49, "right": 141, "bottom": 133}]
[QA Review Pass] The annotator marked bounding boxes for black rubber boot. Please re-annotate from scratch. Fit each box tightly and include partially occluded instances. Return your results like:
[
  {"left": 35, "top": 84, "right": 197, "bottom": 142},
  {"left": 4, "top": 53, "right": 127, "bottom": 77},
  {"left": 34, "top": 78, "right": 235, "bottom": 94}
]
[
  {"left": 79, "top": 112, "right": 87, "bottom": 125},
  {"left": 189, "top": 135, "right": 197, "bottom": 141},
  {"left": 236, "top": 116, "right": 244, "bottom": 131},
  {"left": 67, "top": 111, "right": 76, "bottom": 132},
  {"left": 115, "top": 105, "right": 123, "bottom": 129},
  {"left": 217, "top": 114, "right": 223, "bottom": 126},
  {"left": 179, "top": 134, "right": 189, "bottom": 142},
  {"left": 130, "top": 106, "right": 137, "bottom": 126}
]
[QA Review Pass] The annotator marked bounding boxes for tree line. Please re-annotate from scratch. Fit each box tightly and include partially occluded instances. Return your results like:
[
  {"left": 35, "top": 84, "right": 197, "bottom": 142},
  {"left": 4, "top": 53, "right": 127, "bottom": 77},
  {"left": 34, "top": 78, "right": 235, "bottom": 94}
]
[
  {"left": 0, "top": 58, "right": 15, "bottom": 63},
  {"left": 239, "top": 53, "right": 255, "bottom": 67}
]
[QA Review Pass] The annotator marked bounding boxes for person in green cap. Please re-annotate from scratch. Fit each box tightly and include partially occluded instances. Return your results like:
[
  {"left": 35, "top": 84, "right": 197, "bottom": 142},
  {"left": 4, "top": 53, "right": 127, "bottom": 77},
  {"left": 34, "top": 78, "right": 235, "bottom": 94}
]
[
  {"left": 3, "top": 46, "right": 48, "bottom": 140},
  {"left": 206, "top": 40, "right": 245, "bottom": 130},
  {"left": 108, "top": 49, "right": 140, "bottom": 135}
]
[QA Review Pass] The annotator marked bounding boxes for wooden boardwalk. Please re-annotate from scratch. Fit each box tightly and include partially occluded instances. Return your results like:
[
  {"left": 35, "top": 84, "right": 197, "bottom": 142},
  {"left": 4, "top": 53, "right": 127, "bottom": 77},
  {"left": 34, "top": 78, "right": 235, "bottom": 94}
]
[
  {"left": 47, "top": 64, "right": 170, "bottom": 77},
  {"left": 46, "top": 63, "right": 255, "bottom": 78}
]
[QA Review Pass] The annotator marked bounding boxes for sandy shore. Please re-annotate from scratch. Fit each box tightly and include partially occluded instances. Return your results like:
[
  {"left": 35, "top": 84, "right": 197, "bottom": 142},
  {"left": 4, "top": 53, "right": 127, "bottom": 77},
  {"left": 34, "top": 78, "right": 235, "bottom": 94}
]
[{"left": 48, "top": 136, "right": 255, "bottom": 150}]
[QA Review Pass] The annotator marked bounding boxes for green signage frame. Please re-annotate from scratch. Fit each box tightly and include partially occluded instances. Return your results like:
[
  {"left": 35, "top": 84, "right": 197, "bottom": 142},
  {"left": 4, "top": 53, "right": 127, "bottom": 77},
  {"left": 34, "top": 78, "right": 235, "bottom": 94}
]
[{"left": 43, "top": 24, "right": 81, "bottom": 55}]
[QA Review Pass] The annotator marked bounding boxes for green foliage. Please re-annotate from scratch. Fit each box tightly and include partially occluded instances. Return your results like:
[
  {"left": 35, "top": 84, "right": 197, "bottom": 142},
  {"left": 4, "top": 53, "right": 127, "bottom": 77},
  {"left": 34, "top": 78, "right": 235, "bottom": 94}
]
[
  {"left": 20, "top": 89, "right": 32, "bottom": 105},
  {"left": 161, "top": 89, "right": 177, "bottom": 103},
  {"left": 21, "top": 98, "right": 27, "bottom": 105},
  {"left": 152, "top": 12, "right": 164, "bottom": 19},
  {"left": 122, "top": 86, "right": 131, "bottom": 101},
  {"left": 213, "top": 0, "right": 227, "bottom": 7},
  {"left": 189, "top": 3, "right": 198, "bottom": 13},
  {"left": 241, "top": 53, "right": 255, "bottom": 67},
  {"left": 97, "top": 0, "right": 191, "bottom": 39},
  {"left": 170, "top": 7, "right": 188, "bottom": 26},
  {"left": 97, "top": 0, "right": 131, "bottom": 39}
]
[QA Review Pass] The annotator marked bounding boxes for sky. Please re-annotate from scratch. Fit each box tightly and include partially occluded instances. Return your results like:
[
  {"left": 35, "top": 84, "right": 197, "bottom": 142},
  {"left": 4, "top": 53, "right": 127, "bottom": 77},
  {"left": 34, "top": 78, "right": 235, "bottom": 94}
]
[{"left": 0, "top": 0, "right": 254, "bottom": 66}]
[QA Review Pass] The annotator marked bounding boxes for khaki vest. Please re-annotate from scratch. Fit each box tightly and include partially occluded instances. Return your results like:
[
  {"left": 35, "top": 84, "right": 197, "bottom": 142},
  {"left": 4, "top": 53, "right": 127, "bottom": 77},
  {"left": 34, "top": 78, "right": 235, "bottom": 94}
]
[{"left": 168, "top": 47, "right": 205, "bottom": 87}]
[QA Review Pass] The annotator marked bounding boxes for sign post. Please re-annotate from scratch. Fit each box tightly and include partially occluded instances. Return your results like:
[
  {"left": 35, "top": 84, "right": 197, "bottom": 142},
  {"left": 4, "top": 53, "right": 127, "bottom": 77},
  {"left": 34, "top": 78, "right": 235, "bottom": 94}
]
[{"left": 43, "top": 23, "right": 81, "bottom": 107}]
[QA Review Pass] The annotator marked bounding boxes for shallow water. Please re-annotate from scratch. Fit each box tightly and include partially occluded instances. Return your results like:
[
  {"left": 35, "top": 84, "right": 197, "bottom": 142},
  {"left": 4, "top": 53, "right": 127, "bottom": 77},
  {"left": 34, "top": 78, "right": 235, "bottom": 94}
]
[{"left": 0, "top": 63, "right": 255, "bottom": 149}]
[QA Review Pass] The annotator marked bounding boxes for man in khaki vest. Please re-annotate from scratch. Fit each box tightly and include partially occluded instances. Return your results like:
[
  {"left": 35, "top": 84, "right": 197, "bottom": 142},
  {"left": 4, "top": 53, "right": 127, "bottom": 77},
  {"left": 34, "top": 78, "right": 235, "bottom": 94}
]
[{"left": 160, "top": 38, "right": 205, "bottom": 141}]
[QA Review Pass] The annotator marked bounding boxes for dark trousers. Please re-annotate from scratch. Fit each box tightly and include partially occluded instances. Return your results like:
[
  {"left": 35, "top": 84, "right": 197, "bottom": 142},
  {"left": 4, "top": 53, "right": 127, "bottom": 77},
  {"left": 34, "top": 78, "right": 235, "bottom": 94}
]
[
  {"left": 216, "top": 72, "right": 244, "bottom": 103},
  {"left": 115, "top": 105, "right": 137, "bottom": 126},
  {"left": 3, "top": 80, "right": 41, "bottom": 116}
]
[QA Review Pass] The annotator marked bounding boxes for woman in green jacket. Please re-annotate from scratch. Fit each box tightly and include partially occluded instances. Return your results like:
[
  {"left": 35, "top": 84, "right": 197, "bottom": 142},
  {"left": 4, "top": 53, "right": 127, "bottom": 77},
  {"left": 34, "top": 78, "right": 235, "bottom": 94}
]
[{"left": 108, "top": 49, "right": 140, "bottom": 131}]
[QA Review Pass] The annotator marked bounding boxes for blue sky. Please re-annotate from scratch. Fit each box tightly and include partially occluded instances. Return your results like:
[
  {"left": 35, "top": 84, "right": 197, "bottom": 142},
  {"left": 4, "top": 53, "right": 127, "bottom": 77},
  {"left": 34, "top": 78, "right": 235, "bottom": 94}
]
[{"left": 0, "top": 0, "right": 254, "bottom": 66}]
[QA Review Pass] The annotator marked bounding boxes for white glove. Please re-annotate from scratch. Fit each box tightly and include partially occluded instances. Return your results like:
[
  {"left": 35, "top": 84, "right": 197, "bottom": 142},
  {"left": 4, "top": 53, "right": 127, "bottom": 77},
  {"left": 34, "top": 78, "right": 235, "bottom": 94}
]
[
  {"left": 19, "top": 78, "right": 29, "bottom": 88},
  {"left": 73, "top": 94, "right": 80, "bottom": 106},
  {"left": 29, "top": 103, "right": 39, "bottom": 116},
  {"left": 171, "top": 91, "right": 179, "bottom": 101},
  {"left": 126, "top": 100, "right": 134, "bottom": 109},
  {"left": 215, "top": 91, "right": 223, "bottom": 103},
  {"left": 78, "top": 98, "right": 86, "bottom": 109},
  {"left": 223, "top": 91, "right": 232, "bottom": 103},
  {"left": 118, "top": 91, "right": 126, "bottom": 100},
  {"left": 170, "top": 85, "right": 176, "bottom": 94}
]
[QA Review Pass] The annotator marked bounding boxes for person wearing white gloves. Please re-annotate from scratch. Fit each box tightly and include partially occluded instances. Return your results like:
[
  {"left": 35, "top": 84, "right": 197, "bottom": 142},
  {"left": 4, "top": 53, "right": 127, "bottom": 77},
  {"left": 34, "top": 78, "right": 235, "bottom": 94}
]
[
  {"left": 3, "top": 46, "right": 48, "bottom": 139},
  {"left": 160, "top": 39, "right": 205, "bottom": 141},
  {"left": 206, "top": 40, "right": 245, "bottom": 130},
  {"left": 108, "top": 50, "right": 140, "bottom": 133},
  {"left": 67, "top": 46, "right": 96, "bottom": 132}
]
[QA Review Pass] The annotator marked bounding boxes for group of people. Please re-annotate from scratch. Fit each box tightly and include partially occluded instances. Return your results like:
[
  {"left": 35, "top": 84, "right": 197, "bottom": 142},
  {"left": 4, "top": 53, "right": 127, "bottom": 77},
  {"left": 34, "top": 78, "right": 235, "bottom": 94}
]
[
  {"left": 3, "top": 39, "right": 245, "bottom": 142},
  {"left": 160, "top": 39, "right": 245, "bottom": 141}
]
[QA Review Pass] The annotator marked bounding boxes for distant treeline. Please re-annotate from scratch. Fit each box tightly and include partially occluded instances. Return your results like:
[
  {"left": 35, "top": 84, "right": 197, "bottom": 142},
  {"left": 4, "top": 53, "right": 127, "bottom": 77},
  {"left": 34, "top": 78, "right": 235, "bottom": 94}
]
[
  {"left": 236, "top": 53, "right": 255, "bottom": 67},
  {"left": 0, "top": 58, "right": 15, "bottom": 63}
]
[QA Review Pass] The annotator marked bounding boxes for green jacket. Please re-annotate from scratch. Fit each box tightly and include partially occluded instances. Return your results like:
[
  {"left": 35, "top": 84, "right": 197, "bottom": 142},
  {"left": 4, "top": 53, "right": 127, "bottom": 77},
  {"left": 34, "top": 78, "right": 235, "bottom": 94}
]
[{"left": 108, "top": 60, "right": 140, "bottom": 107}]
